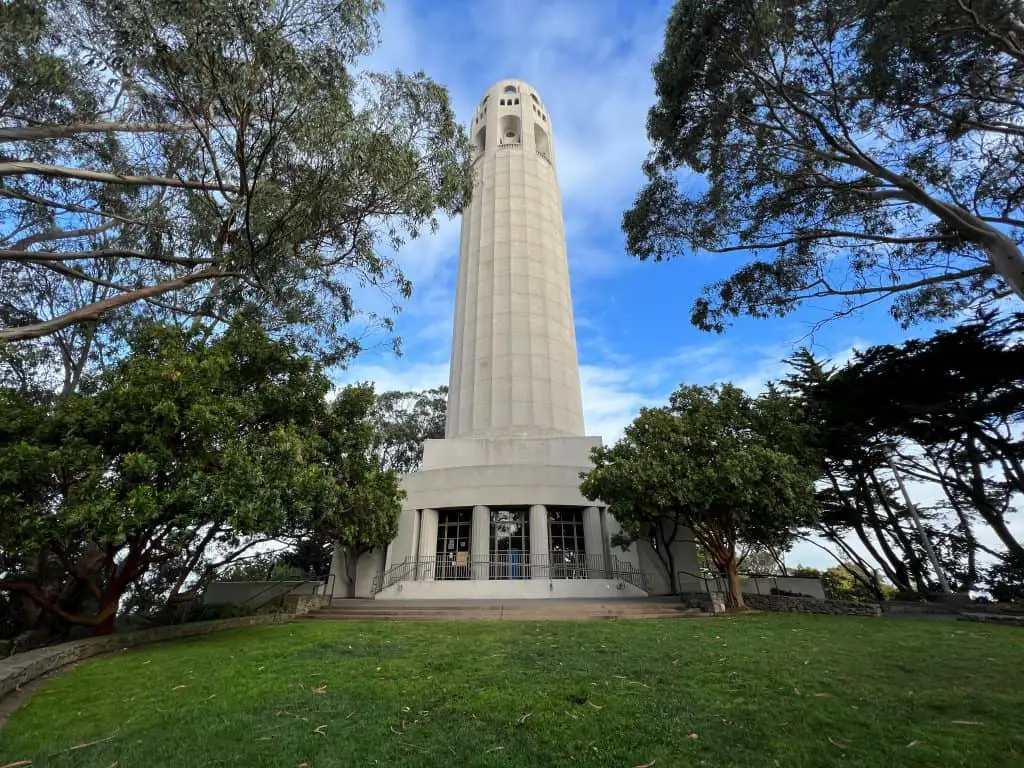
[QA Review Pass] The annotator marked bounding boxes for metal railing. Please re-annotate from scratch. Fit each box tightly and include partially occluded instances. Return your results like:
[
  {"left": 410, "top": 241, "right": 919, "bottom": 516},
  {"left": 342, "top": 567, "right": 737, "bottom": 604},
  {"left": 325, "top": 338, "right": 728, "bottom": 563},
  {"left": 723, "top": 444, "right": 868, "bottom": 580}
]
[{"left": 370, "top": 552, "right": 648, "bottom": 595}]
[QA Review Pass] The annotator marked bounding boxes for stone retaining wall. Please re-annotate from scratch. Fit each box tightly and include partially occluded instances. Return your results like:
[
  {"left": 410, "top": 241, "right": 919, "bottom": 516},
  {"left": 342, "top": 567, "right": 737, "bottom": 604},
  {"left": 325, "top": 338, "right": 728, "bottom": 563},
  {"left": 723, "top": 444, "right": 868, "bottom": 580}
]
[
  {"left": 744, "top": 593, "right": 881, "bottom": 616},
  {"left": 0, "top": 613, "right": 290, "bottom": 701},
  {"left": 879, "top": 600, "right": 959, "bottom": 616},
  {"left": 281, "top": 594, "right": 330, "bottom": 616}
]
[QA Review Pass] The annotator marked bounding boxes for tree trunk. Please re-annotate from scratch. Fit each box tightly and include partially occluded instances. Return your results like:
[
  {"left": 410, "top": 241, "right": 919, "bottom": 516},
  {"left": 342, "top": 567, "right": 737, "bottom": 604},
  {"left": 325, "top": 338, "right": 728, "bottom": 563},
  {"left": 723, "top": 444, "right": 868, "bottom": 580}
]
[
  {"left": 724, "top": 556, "right": 745, "bottom": 610},
  {"left": 964, "top": 438, "right": 1024, "bottom": 561},
  {"left": 344, "top": 547, "right": 359, "bottom": 599},
  {"left": 91, "top": 610, "right": 117, "bottom": 636},
  {"left": 657, "top": 521, "right": 679, "bottom": 595}
]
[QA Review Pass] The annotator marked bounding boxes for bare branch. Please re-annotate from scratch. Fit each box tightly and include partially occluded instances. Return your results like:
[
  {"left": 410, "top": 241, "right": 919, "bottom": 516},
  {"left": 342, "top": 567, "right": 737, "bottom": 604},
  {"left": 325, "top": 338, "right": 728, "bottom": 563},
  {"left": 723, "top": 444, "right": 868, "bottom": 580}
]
[
  {"left": 0, "top": 267, "right": 233, "bottom": 341},
  {"left": 0, "top": 121, "right": 200, "bottom": 142},
  {"left": 0, "top": 161, "right": 238, "bottom": 192}
]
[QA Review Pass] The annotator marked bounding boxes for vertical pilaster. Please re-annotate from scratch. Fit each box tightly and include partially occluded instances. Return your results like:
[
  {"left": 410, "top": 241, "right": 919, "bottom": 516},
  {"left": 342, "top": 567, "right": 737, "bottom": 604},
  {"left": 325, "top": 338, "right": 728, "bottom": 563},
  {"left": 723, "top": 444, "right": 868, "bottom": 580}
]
[
  {"left": 583, "top": 506, "right": 606, "bottom": 576},
  {"left": 472, "top": 505, "right": 490, "bottom": 580},
  {"left": 530, "top": 504, "right": 549, "bottom": 579},
  {"left": 418, "top": 508, "right": 438, "bottom": 581}
]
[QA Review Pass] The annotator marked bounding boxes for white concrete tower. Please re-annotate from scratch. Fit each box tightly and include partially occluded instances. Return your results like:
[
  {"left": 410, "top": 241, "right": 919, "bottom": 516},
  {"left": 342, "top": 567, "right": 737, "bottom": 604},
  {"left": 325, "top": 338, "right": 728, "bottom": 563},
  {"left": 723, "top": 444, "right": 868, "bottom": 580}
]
[
  {"left": 446, "top": 79, "right": 585, "bottom": 438},
  {"left": 330, "top": 79, "right": 697, "bottom": 602}
]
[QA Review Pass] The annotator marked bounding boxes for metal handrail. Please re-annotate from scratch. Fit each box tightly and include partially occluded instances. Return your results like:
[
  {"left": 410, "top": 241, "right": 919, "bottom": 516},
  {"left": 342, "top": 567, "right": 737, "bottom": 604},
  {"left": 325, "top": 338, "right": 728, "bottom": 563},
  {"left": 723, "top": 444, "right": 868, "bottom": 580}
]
[{"left": 370, "top": 552, "right": 648, "bottom": 595}]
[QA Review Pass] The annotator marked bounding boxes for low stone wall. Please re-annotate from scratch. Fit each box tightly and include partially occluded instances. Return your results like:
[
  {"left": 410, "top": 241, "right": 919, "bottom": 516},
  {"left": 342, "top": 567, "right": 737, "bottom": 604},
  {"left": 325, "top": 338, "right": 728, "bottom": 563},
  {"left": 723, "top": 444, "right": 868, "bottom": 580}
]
[
  {"left": 958, "top": 612, "right": 1024, "bottom": 627},
  {"left": 880, "top": 600, "right": 960, "bottom": 616},
  {"left": 281, "top": 594, "right": 330, "bottom": 616},
  {"left": 745, "top": 593, "right": 881, "bottom": 616},
  {"left": 0, "top": 613, "right": 289, "bottom": 702},
  {"left": 680, "top": 591, "right": 725, "bottom": 614}
]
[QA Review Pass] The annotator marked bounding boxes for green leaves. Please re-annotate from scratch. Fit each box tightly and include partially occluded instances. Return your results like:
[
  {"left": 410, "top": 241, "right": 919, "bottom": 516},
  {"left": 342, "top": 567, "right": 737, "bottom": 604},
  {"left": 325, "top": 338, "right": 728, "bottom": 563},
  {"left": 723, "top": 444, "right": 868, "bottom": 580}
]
[
  {"left": 581, "top": 383, "right": 819, "bottom": 605},
  {"left": 627, "top": 0, "right": 1024, "bottom": 332},
  {"left": 0, "top": 318, "right": 403, "bottom": 632}
]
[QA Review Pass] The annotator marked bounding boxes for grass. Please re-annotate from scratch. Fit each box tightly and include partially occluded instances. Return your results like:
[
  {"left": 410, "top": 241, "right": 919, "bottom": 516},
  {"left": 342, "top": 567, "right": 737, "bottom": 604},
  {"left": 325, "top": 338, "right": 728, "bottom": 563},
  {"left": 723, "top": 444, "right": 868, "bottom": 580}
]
[{"left": 0, "top": 614, "right": 1022, "bottom": 767}]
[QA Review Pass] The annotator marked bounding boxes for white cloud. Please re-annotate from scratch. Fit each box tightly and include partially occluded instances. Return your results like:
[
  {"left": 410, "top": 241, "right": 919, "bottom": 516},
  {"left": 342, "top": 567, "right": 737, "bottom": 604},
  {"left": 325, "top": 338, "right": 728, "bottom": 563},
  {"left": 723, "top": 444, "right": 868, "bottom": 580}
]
[{"left": 333, "top": 360, "right": 449, "bottom": 395}]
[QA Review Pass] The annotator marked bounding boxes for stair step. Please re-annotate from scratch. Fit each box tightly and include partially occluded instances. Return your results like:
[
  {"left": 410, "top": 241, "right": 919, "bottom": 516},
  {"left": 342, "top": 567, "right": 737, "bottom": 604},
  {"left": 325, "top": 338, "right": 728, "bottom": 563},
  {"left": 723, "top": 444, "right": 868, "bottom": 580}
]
[{"left": 302, "top": 603, "right": 707, "bottom": 622}]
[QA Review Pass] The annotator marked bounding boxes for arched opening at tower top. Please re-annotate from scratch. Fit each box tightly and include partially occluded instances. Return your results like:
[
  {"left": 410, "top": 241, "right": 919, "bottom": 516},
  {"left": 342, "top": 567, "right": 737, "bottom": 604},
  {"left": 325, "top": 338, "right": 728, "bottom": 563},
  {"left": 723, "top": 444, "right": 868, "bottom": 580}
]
[
  {"left": 500, "top": 115, "right": 521, "bottom": 144},
  {"left": 475, "top": 125, "right": 487, "bottom": 152},
  {"left": 534, "top": 124, "right": 550, "bottom": 156}
]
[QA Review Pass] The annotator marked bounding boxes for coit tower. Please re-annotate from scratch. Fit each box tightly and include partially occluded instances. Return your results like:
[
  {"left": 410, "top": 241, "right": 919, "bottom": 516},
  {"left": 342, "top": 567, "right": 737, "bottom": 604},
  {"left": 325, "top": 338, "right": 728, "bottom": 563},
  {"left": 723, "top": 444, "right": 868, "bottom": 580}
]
[
  {"left": 334, "top": 80, "right": 696, "bottom": 601},
  {"left": 445, "top": 79, "right": 585, "bottom": 438}
]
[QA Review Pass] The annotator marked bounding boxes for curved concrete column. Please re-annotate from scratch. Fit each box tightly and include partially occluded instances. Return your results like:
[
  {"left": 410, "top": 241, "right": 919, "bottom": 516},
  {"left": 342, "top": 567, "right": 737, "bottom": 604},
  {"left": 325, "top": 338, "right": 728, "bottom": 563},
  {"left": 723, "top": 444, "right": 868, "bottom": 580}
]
[
  {"left": 529, "top": 504, "right": 549, "bottom": 579},
  {"left": 418, "top": 508, "right": 438, "bottom": 581},
  {"left": 472, "top": 505, "right": 490, "bottom": 580}
]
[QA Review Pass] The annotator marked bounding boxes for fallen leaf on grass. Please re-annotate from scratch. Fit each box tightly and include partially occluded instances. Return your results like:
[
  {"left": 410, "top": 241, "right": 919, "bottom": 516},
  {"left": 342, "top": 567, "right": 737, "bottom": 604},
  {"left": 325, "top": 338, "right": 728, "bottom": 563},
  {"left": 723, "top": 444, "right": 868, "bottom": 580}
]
[
  {"left": 633, "top": 761, "right": 656, "bottom": 768},
  {"left": 587, "top": 702, "right": 603, "bottom": 710},
  {"left": 906, "top": 741, "right": 920, "bottom": 748},
  {"left": 0, "top": 761, "right": 34, "bottom": 768},
  {"left": 485, "top": 746, "right": 505, "bottom": 753},
  {"left": 313, "top": 685, "right": 327, "bottom": 694},
  {"left": 516, "top": 713, "right": 532, "bottom": 725},
  {"left": 951, "top": 720, "right": 984, "bottom": 726},
  {"left": 171, "top": 685, "right": 187, "bottom": 691},
  {"left": 313, "top": 725, "right": 327, "bottom": 737},
  {"left": 49, "top": 733, "right": 118, "bottom": 756},
  {"left": 828, "top": 737, "right": 850, "bottom": 749},
  {"left": 298, "top": 764, "right": 310, "bottom": 767},
  {"left": 793, "top": 687, "right": 801, "bottom": 696},
  {"left": 812, "top": 693, "right": 833, "bottom": 698},
  {"left": 687, "top": 733, "right": 700, "bottom": 740}
]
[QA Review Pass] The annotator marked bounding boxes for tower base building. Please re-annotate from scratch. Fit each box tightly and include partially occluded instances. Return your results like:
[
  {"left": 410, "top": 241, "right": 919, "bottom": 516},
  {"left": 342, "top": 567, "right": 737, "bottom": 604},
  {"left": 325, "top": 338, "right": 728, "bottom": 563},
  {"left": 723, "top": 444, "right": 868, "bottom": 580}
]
[{"left": 330, "top": 79, "right": 697, "bottom": 600}]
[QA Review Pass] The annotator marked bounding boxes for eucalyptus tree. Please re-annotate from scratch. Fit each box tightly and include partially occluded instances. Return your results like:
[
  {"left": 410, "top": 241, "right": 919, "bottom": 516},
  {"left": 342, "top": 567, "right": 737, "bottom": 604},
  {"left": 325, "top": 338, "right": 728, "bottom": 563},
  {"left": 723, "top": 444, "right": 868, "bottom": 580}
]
[
  {"left": 626, "top": 0, "right": 1024, "bottom": 332},
  {"left": 0, "top": 0, "right": 472, "bottom": 392}
]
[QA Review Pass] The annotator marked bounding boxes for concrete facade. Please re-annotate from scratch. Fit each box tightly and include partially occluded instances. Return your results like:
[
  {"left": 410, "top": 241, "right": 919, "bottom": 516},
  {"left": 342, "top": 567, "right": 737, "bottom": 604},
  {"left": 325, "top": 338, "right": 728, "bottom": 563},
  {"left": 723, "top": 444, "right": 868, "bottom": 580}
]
[{"left": 335, "top": 79, "right": 696, "bottom": 600}]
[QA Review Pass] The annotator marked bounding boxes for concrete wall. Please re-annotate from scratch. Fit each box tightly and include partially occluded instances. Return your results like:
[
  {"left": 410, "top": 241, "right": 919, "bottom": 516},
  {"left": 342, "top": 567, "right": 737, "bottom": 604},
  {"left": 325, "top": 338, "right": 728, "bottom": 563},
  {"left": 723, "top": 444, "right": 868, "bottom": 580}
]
[
  {"left": 329, "top": 546, "right": 385, "bottom": 599},
  {"left": 0, "top": 614, "right": 289, "bottom": 702},
  {"left": 203, "top": 580, "right": 316, "bottom": 608},
  {"left": 637, "top": 532, "right": 700, "bottom": 597},
  {"left": 743, "top": 577, "right": 827, "bottom": 601},
  {"left": 375, "top": 578, "right": 646, "bottom": 601},
  {"left": 401, "top": 450, "right": 600, "bottom": 510}
]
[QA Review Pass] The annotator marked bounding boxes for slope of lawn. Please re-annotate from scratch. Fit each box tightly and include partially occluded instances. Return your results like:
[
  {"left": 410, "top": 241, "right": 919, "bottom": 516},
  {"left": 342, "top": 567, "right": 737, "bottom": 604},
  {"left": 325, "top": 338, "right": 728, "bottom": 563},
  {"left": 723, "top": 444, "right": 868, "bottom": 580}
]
[{"left": 0, "top": 614, "right": 1021, "bottom": 767}]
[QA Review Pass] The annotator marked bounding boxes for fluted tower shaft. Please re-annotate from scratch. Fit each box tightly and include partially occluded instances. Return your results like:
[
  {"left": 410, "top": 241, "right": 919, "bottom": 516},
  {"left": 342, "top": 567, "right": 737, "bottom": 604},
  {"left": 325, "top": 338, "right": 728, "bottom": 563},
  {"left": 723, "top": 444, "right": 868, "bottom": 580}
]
[{"left": 445, "top": 80, "right": 585, "bottom": 439}]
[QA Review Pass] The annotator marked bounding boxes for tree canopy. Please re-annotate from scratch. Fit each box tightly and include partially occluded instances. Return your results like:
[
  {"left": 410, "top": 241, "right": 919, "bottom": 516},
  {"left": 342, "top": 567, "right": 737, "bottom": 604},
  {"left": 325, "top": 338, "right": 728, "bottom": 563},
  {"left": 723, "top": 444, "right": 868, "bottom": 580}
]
[
  {"left": 0, "top": 320, "right": 401, "bottom": 636},
  {"left": 781, "top": 311, "right": 1024, "bottom": 595},
  {"left": 0, "top": 0, "right": 472, "bottom": 383},
  {"left": 625, "top": 0, "right": 1024, "bottom": 332},
  {"left": 367, "top": 385, "right": 447, "bottom": 474},
  {"left": 580, "top": 383, "right": 818, "bottom": 608}
]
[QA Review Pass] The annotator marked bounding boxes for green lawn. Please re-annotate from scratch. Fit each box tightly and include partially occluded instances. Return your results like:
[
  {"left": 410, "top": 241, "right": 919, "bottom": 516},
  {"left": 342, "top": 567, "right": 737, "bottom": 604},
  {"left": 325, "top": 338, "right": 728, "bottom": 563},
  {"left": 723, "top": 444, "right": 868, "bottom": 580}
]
[{"left": 1, "top": 615, "right": 1022, "bottom": 767}]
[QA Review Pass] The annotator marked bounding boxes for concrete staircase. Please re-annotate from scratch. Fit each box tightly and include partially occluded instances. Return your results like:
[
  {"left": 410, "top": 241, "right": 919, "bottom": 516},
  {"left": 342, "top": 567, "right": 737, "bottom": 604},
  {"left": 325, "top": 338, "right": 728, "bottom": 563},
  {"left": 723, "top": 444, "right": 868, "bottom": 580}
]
[{"left": 303, "top": 598, "right": 708, "bottom": 622}]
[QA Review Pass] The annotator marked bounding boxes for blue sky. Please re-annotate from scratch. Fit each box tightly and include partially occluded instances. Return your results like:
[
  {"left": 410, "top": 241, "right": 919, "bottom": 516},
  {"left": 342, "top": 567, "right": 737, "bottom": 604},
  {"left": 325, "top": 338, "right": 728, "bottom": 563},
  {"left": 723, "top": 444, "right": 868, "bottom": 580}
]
[{"left": 334, "top": 0, "right": 972, "bottom": 568}]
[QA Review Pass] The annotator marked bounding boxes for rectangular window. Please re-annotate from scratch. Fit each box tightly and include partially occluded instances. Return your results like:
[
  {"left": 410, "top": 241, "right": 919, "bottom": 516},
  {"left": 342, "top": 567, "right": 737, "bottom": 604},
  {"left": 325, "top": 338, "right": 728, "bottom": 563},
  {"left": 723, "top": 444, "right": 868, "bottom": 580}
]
[
  {"left": 490, "top": 508, "right": 530, "bottom": 579},
  {"left": 435, "top": 509, "right": 472, "bottom": 580},
  {"left": 549, "top": 508, "right": 586, "bottom": 579}
]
